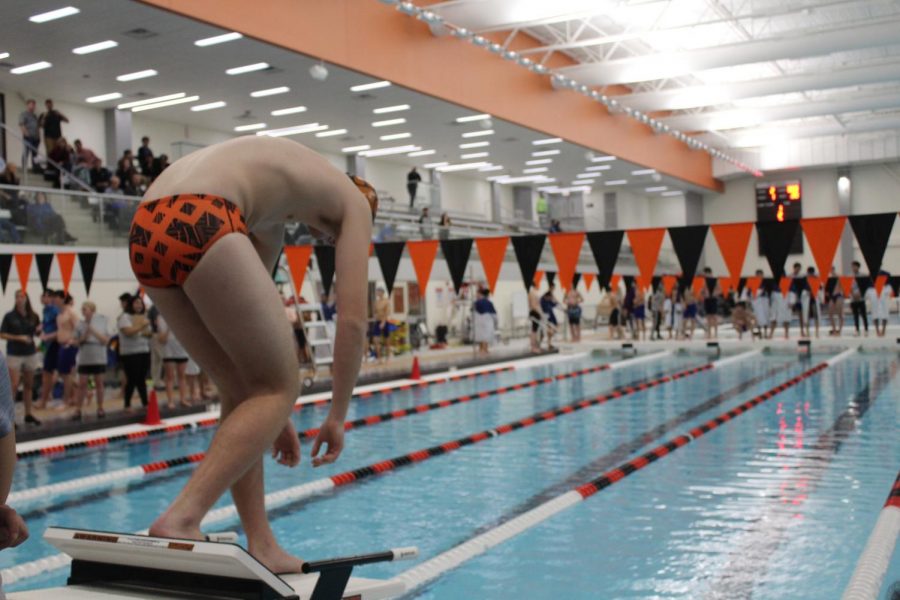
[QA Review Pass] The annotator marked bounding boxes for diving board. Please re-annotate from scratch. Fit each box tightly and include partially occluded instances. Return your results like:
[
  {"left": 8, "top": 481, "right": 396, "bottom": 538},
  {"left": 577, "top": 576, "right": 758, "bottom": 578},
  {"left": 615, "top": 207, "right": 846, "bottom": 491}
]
[{"left": 9, "top": 527, "right": 415, "bottom": 600}]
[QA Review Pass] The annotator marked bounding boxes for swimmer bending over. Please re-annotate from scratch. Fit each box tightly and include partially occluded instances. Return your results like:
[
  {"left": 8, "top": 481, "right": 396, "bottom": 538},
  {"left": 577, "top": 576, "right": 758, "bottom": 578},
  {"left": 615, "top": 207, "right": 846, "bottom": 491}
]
[{"left": 129, "top": 136, "right": 375, "bottom": 573}]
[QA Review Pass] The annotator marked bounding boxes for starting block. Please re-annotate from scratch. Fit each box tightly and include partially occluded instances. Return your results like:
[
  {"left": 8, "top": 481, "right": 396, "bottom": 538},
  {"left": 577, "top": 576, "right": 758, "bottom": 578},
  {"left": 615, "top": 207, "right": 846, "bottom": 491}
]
[
  {"left": 9, "top": 527, "right": 417, "bottom": 600},
  {"left": 705, "top": 341, "right": 721, "bottom": 358}
]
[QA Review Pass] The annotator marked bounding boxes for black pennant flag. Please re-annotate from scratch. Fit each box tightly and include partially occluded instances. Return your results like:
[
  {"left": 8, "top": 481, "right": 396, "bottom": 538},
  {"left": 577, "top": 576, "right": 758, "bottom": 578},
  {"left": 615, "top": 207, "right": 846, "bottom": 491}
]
[
  {"left": 705, "top": 276, "right": 717, "bottom": 295},
  {"left": 756, "top": 220, "right": 800, "bottom": 279},
  {"left": 440, "top": 238, "right": 473, "bottom": 295},
  {"left": 572, "top": 272, "right": 582, "bottom": 289},
  {"left": 622, "top": 275, "right": 635, "bottom": 290},
  {"left": 849, "top": 213, "right": 896, "bottom": 276},
  {"left": 651, "top": 275, "right": 662, "bottom": 292},
  {"left": 0, "top": 255, "right": 11, "bottom": 294},
  {"left": 511, "top": 234, "right": 546, "bottom": 290},
  {"left": 667, "top": 225, "right": 708, "bottom": 282},
  {"left": 855, "top": 276, "right": 872, "bottom": 294},
  {"left": 374, "top": 242, "right": 405, "bottom": 294},
  {"left": 35, "top": 254, "right": 54, "bottom": 292},
  {"left": 78, "top": 252, "right": 98, "bottom": 296},
  {"left": 314, "top": 245, "right": 336, "bottom": 297},
  {"left": 546, "top": 271, "right": 557, "bottom": 287},
  {"left": 586, "top": 230, "right": 623, "bottom": 290}
]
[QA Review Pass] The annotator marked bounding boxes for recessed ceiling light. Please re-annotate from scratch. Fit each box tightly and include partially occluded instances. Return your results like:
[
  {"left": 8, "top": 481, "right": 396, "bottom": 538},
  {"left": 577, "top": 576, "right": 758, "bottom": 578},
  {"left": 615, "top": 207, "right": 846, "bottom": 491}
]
[
  {"left": 271, "top": 106, "right": 307, "bottom": 116},
  {"left": 437, "top": 162, "right": 491, "bottom": 172},
  {"left": 116, "top": 69, "right": 157, "bottom": 82},
  {"left": 85, "top": 92, "right": 122, "bottom": 104},
  {"left": 350, "top": 80, "right": 391, "bottom": 92},
  {"left": 0, "top": 53, "right": 8, "bottom": 61},
  {"left": 523, "top": 167, "right": 548, "bottom": 174},
  {"left": 526, "top": 159, "right": 552, "bottom": 165},
  {"left": 480, "top": 165, "right": 504, "bottom": 172},
  {"left": 574, "top": 178, "right": 596, "bottom": 184},
  {"left": 380, "top": 132, "right": 411, "bottom": 141},
  {"left": 235, "top": 123, "right": 267, "bottom": 132},
  {"left": 251, "top": 86, "right": 289, "bottom": 98},
  {"left": 461, "top": 152, "right": 489, "bottom": 159},
  {"left": 118, "top": 93, "right": 185, "bottom": 110},
  {"left": 605, "top": 179, "right": 627, "bottom": 186},
  {"left": 72, "top": 40, "right": 118, "bottom": 55},
  {"left": 226, "top": 62, "right": 269, "bottom": 75},
  {"left": 532, "top": 149, "right": 560, "bottom": 157},
  {"left": 645, "top": 186, "right": 667, "bottom": 192},
  {"left": 131, "top": 95, "right": 199, "bottom": 112},
  {"left": 532, "top": 137, "right": 562, "bottom": 145},
  {"left": 373, "top": 104, "right": 410, "bottom": 114},
  {"left": 258, "top": 123, "right": 326, "bottom": 137},
  {"left": 195, "top": 32, "right": 242, "bottom": 47},
  {"left": 316, "top": 129, "right": 348, "bottom": 137},
  {"left": 408, "top": 149, "right": 436, "bottom": 157},
  {"left": 461, "top": 130, "right": 494, "bottom": 138},
  {"left": 460, "top": 141, "right": 489, "bottom": 149},
  {"left": 342, "top": 145, "right": 370, "bottom": 153},
  {"left": 191, "top": 101, "right": 227, "bottom": 112},
  {"left": 662, "top": 190, "right": 684, "bottom": 196},
  {"left": 456, "top": 114, "right": 491, "bottom": 123},
  {"left": 29, "top": 6, "right": 79, "bottom": 22},
  {"left": 372, "top": 118, "right": 406, "bottom": 127},
  {"left": 591, "top": 155, "right": 617, "bottom": 162},
  {"left": 576, "top": 173, "right": 598, "bottom": 179},
  {"left": 631, "top": 169, "right": 656, "bottom": 176},
  {"left": 585, "top": 165, "right": 611, "bottom": 172},
  {"left": 10, "top": 61, "right": 52, "bottom": 74},
  {"left": 424, "top": 161, "right": 450, "bottom": 169},
  {"left": 360, "top": 145, "right": 421, "bottom": 157}
]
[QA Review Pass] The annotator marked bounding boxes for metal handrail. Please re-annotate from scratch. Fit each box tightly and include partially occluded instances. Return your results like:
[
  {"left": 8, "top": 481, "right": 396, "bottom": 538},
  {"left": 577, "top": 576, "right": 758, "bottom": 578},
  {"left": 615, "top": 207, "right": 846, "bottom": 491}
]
[{"left": 0, "top": 120, "right": 95, "bottom": 193}]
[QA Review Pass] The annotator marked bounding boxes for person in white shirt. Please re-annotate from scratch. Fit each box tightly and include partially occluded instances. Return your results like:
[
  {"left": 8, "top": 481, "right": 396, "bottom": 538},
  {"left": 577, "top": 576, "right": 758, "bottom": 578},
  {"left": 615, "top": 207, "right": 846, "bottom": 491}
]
[
  {"left": 73, "top": 301, "right": 110, "bottom": 420},
  {"left": 872, "top": 272, "right": 893, "bottom": 337}
]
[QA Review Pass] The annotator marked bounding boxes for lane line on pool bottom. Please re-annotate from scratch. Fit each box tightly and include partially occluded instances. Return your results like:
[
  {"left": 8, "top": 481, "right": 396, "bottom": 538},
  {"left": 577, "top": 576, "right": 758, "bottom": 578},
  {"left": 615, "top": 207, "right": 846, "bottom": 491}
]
[
  {"left": 392, "top": 348, "right": 856, "bottom": 595},
  {"left": 842, "top": 470, "right": 900, "bottom": 600},
  {"left": 706, "top": 358, "right": 899, "bottom": 598},
  {"left": 2, "top": 351, "right": 705, "bottom": 585},
  {"left": 6, "top": 352, "right": 668, "bottom": 505}
]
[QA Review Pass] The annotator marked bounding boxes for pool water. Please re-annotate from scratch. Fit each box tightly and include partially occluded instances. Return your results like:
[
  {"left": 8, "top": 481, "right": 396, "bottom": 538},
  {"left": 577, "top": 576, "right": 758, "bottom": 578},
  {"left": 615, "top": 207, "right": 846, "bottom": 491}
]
[{"left": 5, "top": 350, "right": 899, "bottom": 598}]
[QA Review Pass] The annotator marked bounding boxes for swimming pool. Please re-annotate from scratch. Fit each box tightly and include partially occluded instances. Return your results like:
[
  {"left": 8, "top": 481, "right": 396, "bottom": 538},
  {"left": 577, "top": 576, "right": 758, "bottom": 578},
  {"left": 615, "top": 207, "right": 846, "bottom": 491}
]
[{"left": 5, "top": 349, "right": 899, "bottom": 598}]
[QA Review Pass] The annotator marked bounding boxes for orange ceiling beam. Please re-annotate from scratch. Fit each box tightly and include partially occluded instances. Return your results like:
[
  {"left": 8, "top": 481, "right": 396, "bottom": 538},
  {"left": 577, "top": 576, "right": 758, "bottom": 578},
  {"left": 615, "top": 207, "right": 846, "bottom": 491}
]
[{"left": 139, "top": 0, "right": 722, "bottom": 192}]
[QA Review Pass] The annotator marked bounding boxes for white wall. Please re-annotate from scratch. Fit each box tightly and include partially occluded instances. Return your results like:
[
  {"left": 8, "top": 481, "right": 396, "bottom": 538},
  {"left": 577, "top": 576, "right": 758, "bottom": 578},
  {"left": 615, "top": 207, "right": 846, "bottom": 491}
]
[
  {"left": 364, "top": 157, "right": 414, "bottom": 207},
  {"left": 440, "top": 172, "right": 492, "bottom": 219},
  {"left": 131, "top": 115, "right": 233, "bottom": 161}
]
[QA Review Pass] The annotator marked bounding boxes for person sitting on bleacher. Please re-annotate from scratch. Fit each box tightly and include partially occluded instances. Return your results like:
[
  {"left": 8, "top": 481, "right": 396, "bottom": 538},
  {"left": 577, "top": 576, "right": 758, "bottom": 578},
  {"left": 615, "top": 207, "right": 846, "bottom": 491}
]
[
  {"left": 46, "top": 138, "right": 72, "bottom": 189},
  {"left": 89, "top": 158, "right": 112, "bottom": 193},
  {"left": 26, "top": 192, "right": 76, "bottom": 244}
]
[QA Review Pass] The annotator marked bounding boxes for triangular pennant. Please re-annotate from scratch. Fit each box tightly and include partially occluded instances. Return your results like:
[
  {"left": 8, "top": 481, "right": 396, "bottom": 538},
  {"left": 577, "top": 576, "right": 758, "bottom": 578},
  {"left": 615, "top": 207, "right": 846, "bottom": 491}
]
[
  {"left": 407, "top": 240, "right": 439, "bottom": 298},
  {"left": 314, "top": 245, "right": 336, "bottom": 297},
  {"left": 710, "top": 222, "right": 753, "bottom": 285},
  {"left": 548, "top": 232, "right": 585, "bottom": 291},
  {"left": 662, "top": 275, "right": 677, "bottom": 296},
  {"left": 692, "top": 276, "right": 706, "bottom": 298},
  {"left": 623, "top": 275, "right": 635, "bottom": 290},
  {"left": 583, "top": 273, "right": 595, "bottom": 291},
  {"left": 626, "top": 228, "right": 666, "bottom": 285},
  {"left": 586, "top": 231, "right": 624, "bottom": 290},
  {"left": 825, "top": 276, "right": 838, "bottom": 296},
  {"left": 745, "top": 276, "right": 762, "bottom": 297},
  {"left": 511, "top": 234, "right": 546, "bottom": 290},
  {"left": 56, "top": 253, "right": 76, "bottom": 296},
  {"left": 78, "top": 253, "right": 97, "bottom": 296},
  {"left": 0, "top": 255, "right": 11, "bottom": 294},
  {"left": 874, "top": 274, "right": 888, "bottom": 296},
  {"left": 779, "top": 276, "right": 792, "bottom": 298},
  {"left": 35, "top": 253, "right": 53, "bottom": 293},
  {"left": 440, "top": 238, "right": 473, "bottom": 295},
  {"left": 636, "top": 275, "right": 651, "bottom": 291},
  {"left": 856, "top": 276, "right": 871, "bottom": 294},
  {"left": 756, "top": 220, "right": 801, "bottom": 279},
  {"left": 374, "top": 241, "right": 405, "bottom": 294},
  {"left": 849, "top": 213, "right": 896, "bottom": 276},
  {"left": 651, "top": 275, "right": 662, "bottom": 292},
  {"left": 801, "top": 217, "right": 846, "bottom": 279},
  {"left": 719, "top": 276, "right": 733, "bottom": 296},
  {"left": 533, "top": 270, "right": 544, "bottom": 288},
  {"left": 14, "top": 254, "right": 32, "bottom": 294},
  {"left": 284, "top": 246, "right": 314, "bottom": 297},
  {"left": 667, "top": 225, "right": 708, "bottom": 282},
  {"left": 839, "top": 276, "right": 854, "bottom": 298},
  {"left": 475, "top": 236, "right": 509, "bottom": 295},
  {"left": 807, "top": 275, "right": 821, "bottom": 299},
  {"left": 609, "top": 274, "right": 621, "bottom": 291},
  {"left": 546, "top": 271, "right": 557, "bottom": 287},
  {"left": 573, "top": 273, "right": 582, "bottom": 289}
]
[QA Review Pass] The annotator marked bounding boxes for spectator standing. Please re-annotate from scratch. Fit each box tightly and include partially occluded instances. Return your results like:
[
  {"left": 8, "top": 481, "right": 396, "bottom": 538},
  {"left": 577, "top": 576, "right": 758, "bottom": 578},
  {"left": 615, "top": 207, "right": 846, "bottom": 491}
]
[
  {"left": 872, "top": 271, "right": 892, "bottom": 338},
  {"left": 117, "top": 295, "right": 153, "bottom": 411},
  {"left": 38, "top": 99, "right": 68, "bottom": 156},
  {"left": 548, "top": 219, "right": 562, "bottom": 233},
  {"left": 438, "top": 212, "right": 451, "bottom": 240},
  {"left": 805, "top": 266, "right": 821, "bottom": 338},
  {"left": 528, "top": 286, "right": 543, "bottom": 352},
  {"left": 137, "top": 136, "right": 154, "bottom": 174},
  {"left": 632, "top": 283, "right": 647, "bottom": 341},
  {"left": 472, "top": 288, "right": 498, "bottom": 356},
  {"left": 608, "top": 288, "right": 624, "bottom": 340},
  {"left": 540, "top": 285, "right": 559, "bottom": 350},
  {"left": 37, "top": 289, "right": 60, "bottom": 409},
  {"left": 565, "top": 287, "right": 584, "bottom": 342},
  {"left": 650, "top": 285, "right": 665, "bottom": 340},
  {"left": 18, "top": 99, "right": 41, "bottom": 172},
  {"left": 406, "top": 167, "right": 421, "bottom": 208},
  {"left": 826, "top": 267, "right": 844, "bottom": 336},
  {"left": 0, "top": 291, "right": 41, "bottom": 425},
  {"left": 55, "top": 292, "right": 80, "bottom": 407},
  {"left": 682, "top": 288, "right": 698, "bottom": 339},
  {"left": 789, "top": 262, "right": 807, "bottom": 337},
  {"left": 157, "top": 314, "right": 190, "bottom": 408},
  {"left": 73, "top": 301, "right": 109, "bottom": 420},
  {"left": 850, "top": 261, "right": 868, "bottom": 336},
  {"left": 373, "top": 288, "right": 391, "bottom": 363}
]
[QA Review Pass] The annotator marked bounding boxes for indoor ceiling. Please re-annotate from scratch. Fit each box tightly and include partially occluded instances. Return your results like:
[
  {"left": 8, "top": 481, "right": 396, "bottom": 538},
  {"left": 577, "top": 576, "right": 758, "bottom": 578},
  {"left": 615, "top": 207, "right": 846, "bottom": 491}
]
[{"left": 0, "top": 0, "right": 704, "bottom": 199}]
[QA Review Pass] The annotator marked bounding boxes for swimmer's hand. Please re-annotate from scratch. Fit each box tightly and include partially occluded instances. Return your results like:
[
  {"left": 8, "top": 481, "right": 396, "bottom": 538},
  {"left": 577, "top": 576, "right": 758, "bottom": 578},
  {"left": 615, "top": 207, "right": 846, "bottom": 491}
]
[
  {"left": 272, "top": 422, "right": 301, "bottom": 468},
  {"left": 0, "top": 505, "right": 28, "bottom": 550},
  {"left": 311, "top": 418, "right": 344, "bottom": 468}
]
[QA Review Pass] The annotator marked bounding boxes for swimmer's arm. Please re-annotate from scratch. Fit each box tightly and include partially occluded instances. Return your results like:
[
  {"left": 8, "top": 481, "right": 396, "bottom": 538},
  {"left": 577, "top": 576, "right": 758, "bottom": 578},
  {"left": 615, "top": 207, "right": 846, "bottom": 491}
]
[{"left": 0, "top": 432, "right": 13, "bottom": 502}]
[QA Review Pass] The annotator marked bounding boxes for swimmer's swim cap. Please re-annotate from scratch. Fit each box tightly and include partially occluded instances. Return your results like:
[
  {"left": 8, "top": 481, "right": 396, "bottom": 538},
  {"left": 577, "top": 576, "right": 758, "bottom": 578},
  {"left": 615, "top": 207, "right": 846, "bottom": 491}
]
[{"left": 348, "top": 174, "right": 378, "bottom": 222}]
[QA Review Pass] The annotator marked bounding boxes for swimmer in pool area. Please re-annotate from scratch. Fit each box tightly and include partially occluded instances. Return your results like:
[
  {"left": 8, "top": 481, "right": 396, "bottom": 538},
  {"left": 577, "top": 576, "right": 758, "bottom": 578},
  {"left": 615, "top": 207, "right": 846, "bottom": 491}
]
[{"left": 129, "top": 136, "right": 376, "bottom": 574}]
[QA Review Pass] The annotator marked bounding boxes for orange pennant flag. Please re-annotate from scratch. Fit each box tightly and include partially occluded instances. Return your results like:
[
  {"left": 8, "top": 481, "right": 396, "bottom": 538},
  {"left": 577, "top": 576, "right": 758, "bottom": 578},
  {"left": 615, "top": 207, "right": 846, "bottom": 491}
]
[
  {"left": 533, "top": 270, "right": 544, "bottom": 288},
  {"left": 745, "top": 276, "right": 762, "bottom": 298},
  {"left": 692, "top": 275, "right": 706, "bottom": 298},
  {"left": 583, "top": 273, "right": 595, "bottom": 291},
  {"left": 368, "top": 243, "right": 374, "bottom": 257},
  {"left": 839, "top": 276, "right": 854, "bottom": 298},
  {"left": 662, "top": 275, "right": 677, "bottom": 296},
  {"left": 719, "top": 276, "right": 733, "bottom": 296},
  {"left": 807, "top": 275, "right": 822, "bottom": 299},
  {"left": 475, "top": 236, "right": 509, "bottom": 295},
  {"left": 14, "top": 254, "right": 32, "bottom": 294},
  {"left": 875, "top": 274, "right": 888, "bottom": 296},
  {"left": 801, "top": 216, "right": 846, "bottom": 278},
  {"left": 548, "top": 232, "right": 585, "bottom": 291},
  {"left": 636, "top": 275, "right": 651, "bottom": 291},
  {"left": 779, "top": 276, "right": 792, "bottom": 298},
  {"left": 56, "top": 253, "right": 76, "bottom": 296},
  {"left": 626, "top": 228, "right": 666, "bottom": 285},
  {"left": 609, "top": 274, "right": 621, "bottom": 291},
  {"left": 284, "top": 245, "right": 314, "bottom": 297},
  {"left": 407, "top": 240, "right": 439, "bottom": 298},
  {"left": 711, "top": 222, "right": 753, "bottom": 285}
]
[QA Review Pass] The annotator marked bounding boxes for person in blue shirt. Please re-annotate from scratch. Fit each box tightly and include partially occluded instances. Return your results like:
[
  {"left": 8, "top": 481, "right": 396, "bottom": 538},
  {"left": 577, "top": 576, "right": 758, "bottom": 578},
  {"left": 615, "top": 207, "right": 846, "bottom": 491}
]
[
  {"left": 540, "top": 285, "right": 559, "bottom": 351},
  {"left": 473, "top": 288, "right": 497, "bottom": 356},
  {"left": 38, "top": 289, "right": 60, "bottom": 409}
]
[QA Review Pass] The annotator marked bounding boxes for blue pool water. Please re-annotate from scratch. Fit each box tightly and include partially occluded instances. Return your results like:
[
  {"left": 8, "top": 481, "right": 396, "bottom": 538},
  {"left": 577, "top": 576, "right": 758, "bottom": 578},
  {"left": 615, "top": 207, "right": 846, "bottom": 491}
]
[{"left": 6, "top": 350, "right": 900, "bottom": 598}]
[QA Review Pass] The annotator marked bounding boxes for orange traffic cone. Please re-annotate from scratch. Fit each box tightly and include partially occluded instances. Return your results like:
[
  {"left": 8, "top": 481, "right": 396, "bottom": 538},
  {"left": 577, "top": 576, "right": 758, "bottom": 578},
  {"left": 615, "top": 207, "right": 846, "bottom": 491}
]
[
  {"left": 142, "top": 389, "right": 163, "bottom": 426},
  {"left": 410, "top": 356, "right": 421, "bottom": 380}
]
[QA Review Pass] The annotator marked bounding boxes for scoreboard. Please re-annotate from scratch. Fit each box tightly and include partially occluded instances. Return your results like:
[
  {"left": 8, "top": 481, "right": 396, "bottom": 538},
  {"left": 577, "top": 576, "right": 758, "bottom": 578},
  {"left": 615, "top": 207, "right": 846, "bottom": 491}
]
[{"left": 755, "top": 180, "right": 803, "bottom": 254}]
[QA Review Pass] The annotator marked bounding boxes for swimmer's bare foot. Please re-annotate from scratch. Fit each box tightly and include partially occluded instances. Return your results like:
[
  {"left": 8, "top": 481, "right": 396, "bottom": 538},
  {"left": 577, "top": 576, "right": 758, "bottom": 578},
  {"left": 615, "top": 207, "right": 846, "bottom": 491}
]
[
  {"left": 148, "top": 516, "right": 203, "bottom": 542},
  {"left": 248, "top": 540, "right": 304, "bottom": 574}
]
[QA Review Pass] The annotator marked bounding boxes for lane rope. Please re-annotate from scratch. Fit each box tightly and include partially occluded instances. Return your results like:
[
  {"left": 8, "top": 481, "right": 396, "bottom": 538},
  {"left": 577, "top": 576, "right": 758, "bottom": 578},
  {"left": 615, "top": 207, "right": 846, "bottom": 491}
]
[{"left": 842, "top": 471, "right": 900, "bottom": 599}]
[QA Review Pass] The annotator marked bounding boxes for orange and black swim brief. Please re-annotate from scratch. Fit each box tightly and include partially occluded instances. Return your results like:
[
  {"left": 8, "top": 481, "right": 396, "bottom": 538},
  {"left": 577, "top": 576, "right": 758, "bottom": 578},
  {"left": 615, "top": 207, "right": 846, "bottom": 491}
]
[{"left": 129, "top": 194, "right": 248, "bottom": 288}]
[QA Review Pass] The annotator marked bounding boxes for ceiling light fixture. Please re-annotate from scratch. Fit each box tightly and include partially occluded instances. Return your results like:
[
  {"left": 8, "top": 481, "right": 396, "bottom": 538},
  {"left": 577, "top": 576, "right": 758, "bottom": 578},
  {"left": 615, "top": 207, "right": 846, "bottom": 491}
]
[
  {"left": 585, "top": 165, "right": 611, "bottom": 172},
  {"left": 10, "top": 61, "right": 52, "bottom": 74},
  {"left": 350, "top": 80, "right": 391, "bottom": 92},
  {"left": 271, "top": 106, "right": 307, "bottom": 116},
  {"left": 226, "top": 62, "right": 269, "bottom": 75},
  {"left": 373, "top": 104, "right": 410, "bottom": 114},
  {"left": 437, "top": 162, "right": 490, "bottom": 172},
  {"left": 532, "top": 137, "right": 562, "bottom": 145},
  {"left": 117, "top": 93, "right": 186, "bottom": 110},
  {"left": 250, "top": 86, "right": 289, "bottom": 98},
  {"left": 460, "top": 141, "right": 489, "bottom": 149},
  {"left": 532, "top": 149, "right": 560, "bottom": 157},
  {"left": 645, "top": 186, "right": 667, "bottom": 192},
  {"left": 631, "top": 169, "right": 656, "bottom": 176},
  {"left": 455, "top": 114, "right": 491, "bottom": 123},
  {"left": 372, "top": 118, "right": 406, "bottom": 127},
  {"left": 116, "top": 69, "right": 157, "bottom": 82},
  {"left": 191, "top": 101, "right": 227, "bottom": 112},
  {"left": 408, "top": 149, "right": 436, "bottom": 157},
  {"left": 195, "top": 32, "right": 242, "bottom": 47},
  {"left": 85, "top": 92, "right": 122, "bottom": 104},
  {"left": 380, "top": 132, "right": 411, "bottom": 141},
  {"left": 424, "top": 161, "right": 449, "bottom": 169},
  {"left": 315, "top": 129, "right": 348, "bottom": 138},
  {"left": 360, "top": 145, "right": 422, "bottom": 157},
  {"left": 479, "top": 165, "right": 504, "bottom": 172},
  {"left": 72, "top": 40, "right": 118, "bottom": 55},
  {"left": 591, "top": 155, "right": 617, "bottom": 162},
  {"left": 523, "top": 167, "right": 548, "bottom": 174},
  {"left": 526, "top": 159, "right": 552, "bottom": 165},
  {"left": 131, "top": 95, "right": 200, "bottom": 112},
  {"left": 662, "top": 191, "right": 684, "bottom": 197},
  {"left": 258, "top": 123, "right": 326, "bottom": 137},
  {"left": 605, "top": 179, "right": 627, "bottom": 186},
  {"left": 29, "top": 7, "right": 79, "bottom": 22},
  {"left": 342, "top": 145, "right": 370, "bottom": 153},
  {"left": 234, "top": 123, "right": 267, "bottom": 132},
  {"left": 461, "top": 129, "right": 494, "bottom": 138},
  {"left": 0, "top": 53, "right": 7, "bottom": 61},
  {"left": 461, "top": 152, "right": 489, "bottom": 159}
]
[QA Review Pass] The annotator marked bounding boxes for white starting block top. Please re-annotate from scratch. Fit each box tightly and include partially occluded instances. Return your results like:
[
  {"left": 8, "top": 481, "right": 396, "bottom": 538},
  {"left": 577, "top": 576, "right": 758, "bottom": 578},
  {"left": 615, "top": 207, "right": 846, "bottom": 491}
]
[{"left": 9, "top": 527, "right": 409, "bottom": 600}]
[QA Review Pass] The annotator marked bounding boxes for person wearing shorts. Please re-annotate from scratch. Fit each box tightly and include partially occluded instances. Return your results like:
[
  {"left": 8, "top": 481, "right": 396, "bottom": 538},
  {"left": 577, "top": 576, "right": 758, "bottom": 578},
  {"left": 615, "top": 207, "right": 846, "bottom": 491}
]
[
  {"left": 38, "top": 289, "right": 60, "bottom": 409},
  {"left": 157, "top": 314, "right": 190, "bottom": 408},
  {"left": 1, "top": 290, "right": 42, "bottom": 426},
  {"left": 73, "top": 301, "right": 109, "bottom": 420},
  {"left": 128, "top": 136, "right": 375, "bottom": 574}
]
